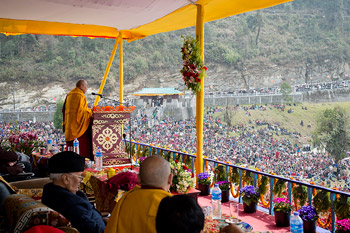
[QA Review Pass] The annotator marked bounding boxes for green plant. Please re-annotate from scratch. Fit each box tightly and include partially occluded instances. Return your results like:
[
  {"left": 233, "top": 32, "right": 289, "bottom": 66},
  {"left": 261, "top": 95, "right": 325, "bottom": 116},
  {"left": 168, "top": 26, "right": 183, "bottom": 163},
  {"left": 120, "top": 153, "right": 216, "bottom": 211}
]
[
  {"left": 273, "top": 197, "right": 293, "bottom": 213},
  {"left": 273, "top": 179, "right": 286, "bottom": 197},
  {"left": 230, "top": 167, "right": 239, "bottom": 184},
  {"left": 258, "top": 176, "right": 269, "bottom": 196},
  {"left": 313, "top": 190, "right": 331, "bottom": 213},
  {"left": 217, "top": 181, "right": 230, "bottom": 191},
  {"left": 242, "top": 170, "right": 253, "bottom": 186},
  {"left": 197, "top": 172, "right": 211, "bottom": 185},
  {"left": 240, "top": 185, "right": 259, "bottom": 206},
  {"left": 292, "top": 185, "right": 308, "bottom": 207},
  {"left": 335, "top": 195, "right": 350, "bottom": 220},
  {"left": 214, "top": 165, "right": 227, "bottom": 182}
]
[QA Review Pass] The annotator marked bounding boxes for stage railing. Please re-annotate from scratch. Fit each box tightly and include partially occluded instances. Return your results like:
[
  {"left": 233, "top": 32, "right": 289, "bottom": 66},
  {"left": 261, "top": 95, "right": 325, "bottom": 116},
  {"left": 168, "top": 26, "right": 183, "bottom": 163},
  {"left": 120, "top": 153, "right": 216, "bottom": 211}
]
[{"left": 125, "top": 140, "right": 349, "bottom": 233}]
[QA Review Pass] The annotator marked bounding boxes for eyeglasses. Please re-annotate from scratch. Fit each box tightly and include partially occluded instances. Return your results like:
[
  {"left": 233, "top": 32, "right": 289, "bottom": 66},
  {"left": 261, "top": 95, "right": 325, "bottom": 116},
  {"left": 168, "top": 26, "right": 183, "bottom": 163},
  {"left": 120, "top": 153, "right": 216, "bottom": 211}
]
[{"left": 67, "top": 173, "right": 84, "bottom": 181}]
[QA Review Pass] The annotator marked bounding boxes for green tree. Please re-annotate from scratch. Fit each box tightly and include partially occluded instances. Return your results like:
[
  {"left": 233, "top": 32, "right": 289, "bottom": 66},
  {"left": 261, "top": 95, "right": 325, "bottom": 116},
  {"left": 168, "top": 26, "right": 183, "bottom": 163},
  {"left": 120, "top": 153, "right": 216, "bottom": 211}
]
[
  {"left": 53, "top": 100, "right": 64, "bottom": 130},
  {"left": 313, "top": 106, "right": 350, "bottom": 163},
  {"left": 280, "top": 81, "right": 292, "bottom": 103}
]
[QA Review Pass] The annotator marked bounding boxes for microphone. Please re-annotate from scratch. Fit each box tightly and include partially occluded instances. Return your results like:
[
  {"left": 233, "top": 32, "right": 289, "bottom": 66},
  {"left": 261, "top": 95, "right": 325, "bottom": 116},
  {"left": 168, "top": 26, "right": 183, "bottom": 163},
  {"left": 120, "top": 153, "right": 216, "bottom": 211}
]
[{"left": 91, "top": 92, "right": 104, "bottom": 98}]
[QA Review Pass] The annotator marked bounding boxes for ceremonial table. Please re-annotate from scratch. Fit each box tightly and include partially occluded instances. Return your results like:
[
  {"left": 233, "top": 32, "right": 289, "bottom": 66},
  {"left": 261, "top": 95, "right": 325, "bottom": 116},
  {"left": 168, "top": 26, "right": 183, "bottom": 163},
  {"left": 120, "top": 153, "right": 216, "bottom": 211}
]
[
  {"left": 92, "top": 106, "right": 135, "bottom": 166},
  {"left": 81, "top": 166, "right": 138, "bottom": 213},
  {"left": 203, "top": 214, "right": 256, "bottom": 233}
]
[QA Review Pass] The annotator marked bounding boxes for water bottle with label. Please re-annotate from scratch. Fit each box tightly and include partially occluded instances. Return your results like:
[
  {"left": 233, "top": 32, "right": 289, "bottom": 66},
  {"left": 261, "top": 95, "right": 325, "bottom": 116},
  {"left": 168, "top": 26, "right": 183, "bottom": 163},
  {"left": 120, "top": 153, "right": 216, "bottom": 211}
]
[
  {"left": 47, "top": 137, "right": 53, "bottom": 151},
  {"left": 212, "top": 184, "right": 222, "bottom": 219},
  {"left": 95, "top": 147, "right": 103, "bottom": 171},
  {"left": 73, "top": 138, "right": 79, "bottom": 154},
  {"left": 290, "top": 212, "right": 303, "bottom": 233}
]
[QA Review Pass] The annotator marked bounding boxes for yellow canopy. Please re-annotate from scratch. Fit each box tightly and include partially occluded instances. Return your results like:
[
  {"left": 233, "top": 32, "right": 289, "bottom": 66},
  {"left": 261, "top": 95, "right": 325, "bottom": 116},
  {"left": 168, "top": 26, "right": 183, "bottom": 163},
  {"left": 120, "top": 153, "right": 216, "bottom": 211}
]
[{"left": 0, "top": 0, "right": 292, "bottom": 41}]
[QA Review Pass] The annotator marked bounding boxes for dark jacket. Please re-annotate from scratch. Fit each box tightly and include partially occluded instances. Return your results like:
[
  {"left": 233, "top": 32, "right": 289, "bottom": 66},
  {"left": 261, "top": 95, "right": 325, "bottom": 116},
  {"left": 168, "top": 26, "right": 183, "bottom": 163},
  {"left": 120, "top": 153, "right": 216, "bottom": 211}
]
[{"left": 42, "top": 182, "right": 105, "bottom": 233}]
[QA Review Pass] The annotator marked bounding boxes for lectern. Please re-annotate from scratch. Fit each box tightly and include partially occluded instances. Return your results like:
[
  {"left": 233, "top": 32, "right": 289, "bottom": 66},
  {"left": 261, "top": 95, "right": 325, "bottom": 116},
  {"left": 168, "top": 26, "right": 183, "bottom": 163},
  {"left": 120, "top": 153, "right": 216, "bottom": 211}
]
[{"left": 91, "top": 106, "right": 135, "bottom": 166}]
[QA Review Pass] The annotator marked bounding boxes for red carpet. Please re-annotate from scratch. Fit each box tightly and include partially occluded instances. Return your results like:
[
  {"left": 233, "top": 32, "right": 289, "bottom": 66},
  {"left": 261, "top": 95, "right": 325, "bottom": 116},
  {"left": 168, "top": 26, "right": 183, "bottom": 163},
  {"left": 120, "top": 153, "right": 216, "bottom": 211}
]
[{"left": 198, "top": 196, "right": 290, "bottom": 232}]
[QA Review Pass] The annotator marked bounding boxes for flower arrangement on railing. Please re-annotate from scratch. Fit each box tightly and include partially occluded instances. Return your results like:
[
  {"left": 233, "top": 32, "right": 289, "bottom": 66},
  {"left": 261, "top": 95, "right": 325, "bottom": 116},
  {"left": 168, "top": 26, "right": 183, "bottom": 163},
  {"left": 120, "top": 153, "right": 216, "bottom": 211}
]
[
  {"left": 180, "top": 35, "right": 207, "bottom": 94},
  {"left": 240, "top": 185, "right": 260, "bottom": 206},
  {"left": 273, "top": 197, "right": 293, "bottom": 213},
  {"left": 292, "top": 185, "right": 308, "bottom": 209},
  {"left": 273, "top": 179, "right": 286, "bottom": 197},
  {"left": 336, "top": 219, "right": 350, "bottom": 233},
  {"left": 214, "top": 165, "right": 227, "bottom": 183},
  {"left": 197, "top": 172, "right": 211, "bottom": 185},
  {"left": 298, "top": 206, "right": 318, "bottom": 222},
  {"left": 1, "top": 132, "right": 43, "bottom": 156},
  {"left": 335, "top": 195, "right": 350, "bottom": 220},
  {"left": 170, "top": 159, "right": 195, "bottom": 193}
]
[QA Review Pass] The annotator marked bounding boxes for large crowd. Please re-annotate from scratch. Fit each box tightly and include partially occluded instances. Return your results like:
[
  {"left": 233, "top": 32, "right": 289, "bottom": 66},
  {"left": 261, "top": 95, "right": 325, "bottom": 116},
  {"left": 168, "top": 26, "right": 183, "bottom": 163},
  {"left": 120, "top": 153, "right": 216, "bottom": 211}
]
[
  {"left": 130, "top": 106, "right": 350, "bottom": 192},
  {"left": 1, "top": 105, "right": 350, "bottom": 192},
  {"left": 0, "top": 121, "right": 64, "bottom": 146}
]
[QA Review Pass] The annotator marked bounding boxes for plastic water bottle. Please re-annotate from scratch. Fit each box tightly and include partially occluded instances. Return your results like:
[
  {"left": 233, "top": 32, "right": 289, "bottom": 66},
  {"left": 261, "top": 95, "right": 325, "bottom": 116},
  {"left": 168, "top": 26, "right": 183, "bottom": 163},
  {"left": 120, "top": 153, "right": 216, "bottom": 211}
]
[
  {"left": 95, "top": 147, "right": 103, "bottom": 171},
  {"left": 212, "top": 184, "right": 222, "bottom": 219},
  {"left": 47, "top": 137, "right": 53, "bottom": 151},
  {"left": 73, "top": 138, "right": 79, "bottom": 154},
  {"left": 290, "top": 212, "right": 303, "bottom": 233}
]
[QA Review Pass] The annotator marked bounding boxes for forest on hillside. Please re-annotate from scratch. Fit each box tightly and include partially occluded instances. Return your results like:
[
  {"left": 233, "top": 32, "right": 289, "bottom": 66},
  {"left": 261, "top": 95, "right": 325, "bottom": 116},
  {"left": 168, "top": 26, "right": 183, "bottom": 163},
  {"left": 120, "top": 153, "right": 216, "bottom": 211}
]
[{"left": 0, "top": 0, "right": 350, "bottom": 92}]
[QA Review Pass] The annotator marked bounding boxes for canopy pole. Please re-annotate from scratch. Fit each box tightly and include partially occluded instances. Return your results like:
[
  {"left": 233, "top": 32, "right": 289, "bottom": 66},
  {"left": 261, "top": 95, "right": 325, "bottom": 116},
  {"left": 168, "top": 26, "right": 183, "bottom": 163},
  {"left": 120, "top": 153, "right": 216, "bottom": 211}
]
[
  {"left": 94, "top": 35, "right": 121, "bottom": 106},
  {"left": 119, "top": 39, "right": 123, "bottom": 105},
  {"left": 195, "top": 4, "right": 204, "bottom": 175}
]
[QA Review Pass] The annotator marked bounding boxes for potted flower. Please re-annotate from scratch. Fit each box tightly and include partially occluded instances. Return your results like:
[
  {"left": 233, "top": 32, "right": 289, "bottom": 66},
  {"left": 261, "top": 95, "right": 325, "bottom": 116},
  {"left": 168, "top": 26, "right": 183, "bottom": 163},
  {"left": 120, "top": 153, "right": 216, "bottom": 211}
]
[
  {"left": 336, "top": 219, "right": 350, "bottom": 233},
  {"left": 197, "top": 172, "right": 211, "bottom": 196},
  {"left": 273, "top": 197, "right": 293, "bottom": 227},
  {"left": 217, "top": 181, "right": 230, "bottom": 203},
  {"left": 298, "top": 206, "right": 318, "bottom": 233},
  {"left": 170, "top": 160, "right": 195, "bottom": 194},
  {"left": 240, "top": 185, "right": 259, "bottom": 213}
]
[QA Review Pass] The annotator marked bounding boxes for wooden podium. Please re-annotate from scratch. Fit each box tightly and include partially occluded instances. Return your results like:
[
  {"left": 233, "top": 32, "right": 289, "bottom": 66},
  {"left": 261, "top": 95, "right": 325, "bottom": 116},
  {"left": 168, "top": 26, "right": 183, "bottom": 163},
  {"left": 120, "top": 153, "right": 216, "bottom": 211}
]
[{"left": 91, "top": 106, "right": 135, "bottom": 166}]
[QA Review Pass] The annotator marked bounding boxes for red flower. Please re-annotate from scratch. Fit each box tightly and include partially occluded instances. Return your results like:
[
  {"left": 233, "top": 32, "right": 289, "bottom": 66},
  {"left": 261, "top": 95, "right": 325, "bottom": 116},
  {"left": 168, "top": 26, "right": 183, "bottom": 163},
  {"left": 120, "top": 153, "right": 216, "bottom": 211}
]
[
  {"left": 183, "top": 165, "right": 188, "bottom": 170},
  {"left": 175, "top": 160, "right": 179, "bottom": 163},
  {"left": 195, "top": 78, "right": 201, "bottom": 82},
  {"left": 203, "top": 66, "right": 207, "bottom": 71}
]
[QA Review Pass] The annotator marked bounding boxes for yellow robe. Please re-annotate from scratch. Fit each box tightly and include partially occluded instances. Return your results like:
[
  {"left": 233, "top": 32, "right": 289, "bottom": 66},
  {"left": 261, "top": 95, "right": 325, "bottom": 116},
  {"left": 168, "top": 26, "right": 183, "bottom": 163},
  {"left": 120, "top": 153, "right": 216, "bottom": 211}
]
[
  {"left": 104, "top": 186, "right": 172, "bottom": 233},
  {"left": 64, "top": 87, "right": 92, "bottom": 141}
]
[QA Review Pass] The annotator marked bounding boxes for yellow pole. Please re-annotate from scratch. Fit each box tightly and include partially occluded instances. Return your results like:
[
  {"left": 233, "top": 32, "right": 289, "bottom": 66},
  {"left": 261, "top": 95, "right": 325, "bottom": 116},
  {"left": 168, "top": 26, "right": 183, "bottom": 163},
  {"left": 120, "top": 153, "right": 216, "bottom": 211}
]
[
  {"left": 195, "top": 4, "right": 204, "bottom": 175},
  {"left": 119, "top": 39, "right": 123, "bottom": 105},
  {"left": 94, "top": 35, "right": 121, "bottom": 106}
]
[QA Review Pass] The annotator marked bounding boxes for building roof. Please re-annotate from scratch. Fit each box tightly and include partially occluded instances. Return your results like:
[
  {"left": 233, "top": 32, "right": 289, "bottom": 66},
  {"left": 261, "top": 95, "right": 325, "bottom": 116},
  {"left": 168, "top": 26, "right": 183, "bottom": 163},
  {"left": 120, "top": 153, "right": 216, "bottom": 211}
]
[{"left": 133, "top": 88, "right": 184, "bottom": 96}]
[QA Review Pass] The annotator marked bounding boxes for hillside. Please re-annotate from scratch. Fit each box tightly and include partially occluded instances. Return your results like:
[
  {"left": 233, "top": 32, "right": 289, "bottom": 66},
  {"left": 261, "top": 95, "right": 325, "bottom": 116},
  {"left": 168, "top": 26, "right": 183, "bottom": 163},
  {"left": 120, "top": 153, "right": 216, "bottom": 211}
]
[{"left": 0, "top": 0, "right": 350, "bottom": 109}]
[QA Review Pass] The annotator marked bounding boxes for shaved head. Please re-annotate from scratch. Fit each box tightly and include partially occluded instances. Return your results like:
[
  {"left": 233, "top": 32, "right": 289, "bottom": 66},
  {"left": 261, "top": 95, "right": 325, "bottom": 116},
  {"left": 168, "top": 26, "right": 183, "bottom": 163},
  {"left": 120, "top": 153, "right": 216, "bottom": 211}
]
[
  {"left": 139, "top": 155, "right": 171, "bottom": 189},
  {"left": 76, "top": 80, "right": 88, "bottom": 94}
]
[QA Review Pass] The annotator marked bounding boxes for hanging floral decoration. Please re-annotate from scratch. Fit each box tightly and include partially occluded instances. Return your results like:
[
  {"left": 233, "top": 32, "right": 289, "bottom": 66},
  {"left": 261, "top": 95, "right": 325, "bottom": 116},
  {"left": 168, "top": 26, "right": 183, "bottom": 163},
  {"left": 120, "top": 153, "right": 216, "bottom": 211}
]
[{"left": 180, "top": 35, "right": 207, "bottom": 93}]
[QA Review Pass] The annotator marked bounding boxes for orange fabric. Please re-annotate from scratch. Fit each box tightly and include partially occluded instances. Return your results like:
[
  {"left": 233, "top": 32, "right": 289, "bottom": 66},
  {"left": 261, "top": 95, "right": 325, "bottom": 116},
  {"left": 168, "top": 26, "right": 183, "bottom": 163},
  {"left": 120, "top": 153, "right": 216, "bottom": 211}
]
[{"left": 64, "top": 87, "right": 92, "bottom": 141}]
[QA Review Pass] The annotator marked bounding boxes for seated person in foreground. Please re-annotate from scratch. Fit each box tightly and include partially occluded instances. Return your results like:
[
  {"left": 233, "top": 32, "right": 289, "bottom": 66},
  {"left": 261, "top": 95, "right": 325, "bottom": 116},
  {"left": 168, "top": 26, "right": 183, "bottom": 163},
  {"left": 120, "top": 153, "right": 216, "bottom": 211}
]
[
  {"left": 42, "top": 151, "right": 105, "bottom": 233},
  {"left": 156, "top": 194, "right": 244, "bottom": 233},
  {"left": 104, "top": 155, "right": 173, "bottom": 233},
  {"left": 0, "top": 149, "right": 23, "bottom": 175},
  {"left": 156, "top": 194, "right": 205, "bottom": 233}
]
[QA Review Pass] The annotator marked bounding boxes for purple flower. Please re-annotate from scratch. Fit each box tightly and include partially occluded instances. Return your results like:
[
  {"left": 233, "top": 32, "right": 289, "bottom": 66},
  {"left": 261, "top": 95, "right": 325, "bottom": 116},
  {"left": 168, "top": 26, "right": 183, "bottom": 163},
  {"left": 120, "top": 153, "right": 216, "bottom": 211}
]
[{"left": 298, "top": 206, "right": 318, "bottom": 222}]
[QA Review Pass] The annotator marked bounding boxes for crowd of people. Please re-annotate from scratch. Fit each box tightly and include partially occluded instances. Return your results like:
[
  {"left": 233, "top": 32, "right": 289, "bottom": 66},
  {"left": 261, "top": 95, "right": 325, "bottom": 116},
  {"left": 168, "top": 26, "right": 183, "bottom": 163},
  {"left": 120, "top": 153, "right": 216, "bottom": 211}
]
[
  {"left": 0, "top": 121, "right": 64, "bottom": 146},
  {"left": 129, "top": 106, "right": 350, "bottom": 192},
  {"left": 1, "top": 102, "right": 350, "bottom": 193}
]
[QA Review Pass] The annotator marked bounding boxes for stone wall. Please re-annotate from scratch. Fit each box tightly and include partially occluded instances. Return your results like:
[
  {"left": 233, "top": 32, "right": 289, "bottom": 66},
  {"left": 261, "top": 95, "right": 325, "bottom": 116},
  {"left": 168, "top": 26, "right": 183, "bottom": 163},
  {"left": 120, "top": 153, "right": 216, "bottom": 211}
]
[
  {"left": 2, "top": 89, "right": 349, "bottom": 122},
  {"left": 0, "top": 111, "right": 53, "bottom": 123}
]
